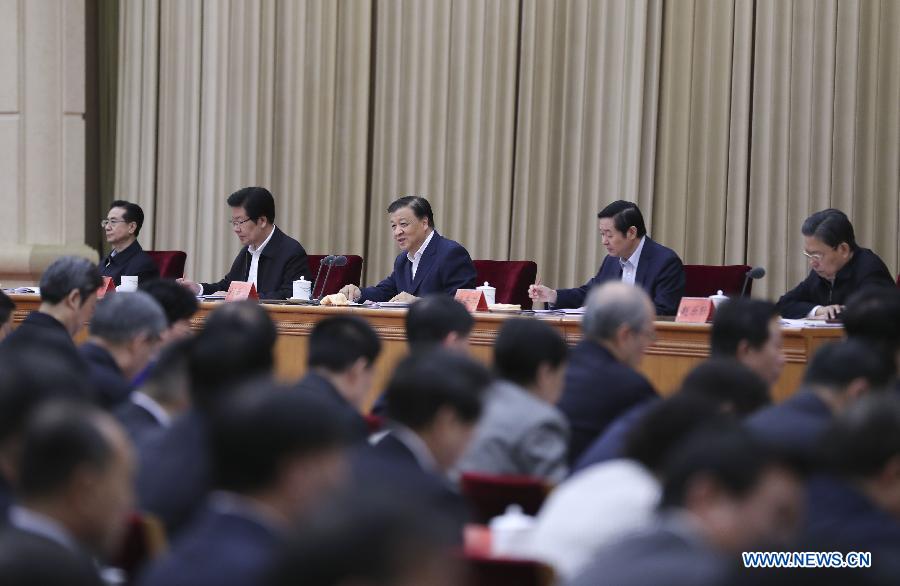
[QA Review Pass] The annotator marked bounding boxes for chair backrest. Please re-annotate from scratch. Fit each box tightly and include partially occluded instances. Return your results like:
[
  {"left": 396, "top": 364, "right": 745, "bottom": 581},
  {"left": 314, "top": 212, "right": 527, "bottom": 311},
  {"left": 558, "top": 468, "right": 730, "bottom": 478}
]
[
  {"left": 473, "top": 260, "right": 538, "bottom": 307},
  {"left": 111, "top": 511, "right": 168, "bottom": 581},
  {"left": 307, "top": 254, "right": 364, "bottom": 296},
  {"left": 146, "top": 250, "right": 187, "bottom": 279},
  {"left": 683, "top": 264, "right": 752, "bottom": 298},
  {"left": 465, "top": 553, "right": 555, "bottom": 586},
  {"left": 460, "top": 472, "right": 549, "bottom": 525}
]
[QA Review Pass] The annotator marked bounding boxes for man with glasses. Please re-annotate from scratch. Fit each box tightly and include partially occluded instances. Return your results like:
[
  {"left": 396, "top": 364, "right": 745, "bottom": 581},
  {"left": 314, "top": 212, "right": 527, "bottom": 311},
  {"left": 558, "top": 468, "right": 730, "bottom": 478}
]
[
  {"left": 178, "top": 187, "right": 311, "bottom": 299},
  {"left": 776, "top": 209, "right": 894, "bottom": 319},
  {"left": 100, "top": 200, "right": 159, "bottom": 285},
  {"left": 556, "top": 282, "right": 658, "bottom": 465}
]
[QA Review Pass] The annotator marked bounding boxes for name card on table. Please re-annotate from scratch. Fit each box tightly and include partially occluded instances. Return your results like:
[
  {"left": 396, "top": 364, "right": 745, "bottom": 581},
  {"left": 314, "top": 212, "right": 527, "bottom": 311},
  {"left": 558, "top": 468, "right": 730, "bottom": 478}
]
[
  {"left": 454, "top": 289, "right": 489, "bottom": 312},
  {"left": 675, "top": 297, "right": 715, "bottom": 323},
  {"left": 225, "top": 281, "right": 259, "bottom": 302},
  {"left": 97, "top": 277, "right": 115, "bottom": 299}
]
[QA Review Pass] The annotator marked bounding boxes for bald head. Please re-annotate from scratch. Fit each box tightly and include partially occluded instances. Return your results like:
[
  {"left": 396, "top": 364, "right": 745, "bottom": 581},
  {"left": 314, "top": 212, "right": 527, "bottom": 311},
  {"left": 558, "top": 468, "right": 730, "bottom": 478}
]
[{"left": 582, "top": 282, "right": 655, "bottom": 367}]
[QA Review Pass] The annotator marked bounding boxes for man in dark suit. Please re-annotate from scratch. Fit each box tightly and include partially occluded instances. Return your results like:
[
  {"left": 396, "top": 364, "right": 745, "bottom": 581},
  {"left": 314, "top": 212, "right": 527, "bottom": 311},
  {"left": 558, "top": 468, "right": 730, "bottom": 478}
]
[
  {"left": 803, "top": 396, "right": 900, "bottom": 581},
  {"left": 776, "top": 208, "right": 895, "bottom": 319},
  {"left": 1, "top": 402, "right": 134, "bottom": 584},
  {"left": 745, "top": 339, "right": 893, "bottom": 462},
  {"left": 352, "top": 349, "right": 491, "bottom": 542},
  {"left": 137, "top": 302, "right": 277, "bottom": 537},
  {"left": 571, "top": 427, "right": 804, "bottom": 586},
  {"left": 178, "top": 187, "right": 311, "bottom": 300},
  {"left": 1, "top": 256, "right": 101, "bottom": 380},
  {"left": 0, "top": 291, "right": 14, "bottom": 342},
  {"left": 557, "top": 282, "right": 658, "bottom": 465},
  {"left": 79, "top": 291, "right": 167, "bottom": 409},
  {"left": 293, "top": 316, "right": 381, "bottom": 443},
  {"left": 340, "top": 196, "right": 477, "bottom": 303},
  {"left": 138, "top": 387, "right": 348, "bottom": 586},
  {"left": 99, "top": 200, "right": 159, "bottom": 285},
  {"left": 529, "top": 200, "right": 685, "bottom": 315}
]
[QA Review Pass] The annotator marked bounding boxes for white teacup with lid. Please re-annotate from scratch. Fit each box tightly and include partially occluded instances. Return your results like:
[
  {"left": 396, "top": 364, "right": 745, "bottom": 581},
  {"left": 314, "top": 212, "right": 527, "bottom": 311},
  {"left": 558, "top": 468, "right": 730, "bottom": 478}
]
[
  {"left": 293, "top": 277, "right": 311, "bottom": 301},
  {"left": 709, "top": 289, "right": 728, "bottom": 309},
  {"left": 118, "top": 275, "right": 138, "bottom": 292},
  {"left": 489, "top": 504, "right": 535, "bottom": 558},
  {"left": 476, "top": 281, "right": 496, "bottom": 305}
]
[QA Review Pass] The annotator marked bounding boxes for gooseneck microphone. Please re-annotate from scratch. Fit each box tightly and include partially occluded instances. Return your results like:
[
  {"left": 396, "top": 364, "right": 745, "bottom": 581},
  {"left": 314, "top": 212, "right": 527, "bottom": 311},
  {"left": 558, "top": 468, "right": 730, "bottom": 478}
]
[
  {"left": 311, "top": 255, "right": 334, "bottom": 303},
  {"left": 741, "top": 266, "right": 766, "bottom": 297}
]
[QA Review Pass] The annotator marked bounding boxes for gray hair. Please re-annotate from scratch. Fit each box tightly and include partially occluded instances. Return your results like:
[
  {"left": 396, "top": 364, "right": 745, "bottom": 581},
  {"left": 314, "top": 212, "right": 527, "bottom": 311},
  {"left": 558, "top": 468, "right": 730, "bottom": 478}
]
[
  {"left": 39, "top": 256, "right": 103, "bottom": 305},
  {"left": 582, "top": 282, "right": 653, "bottom": 342},
  {"left": 89, "top": 291, "right": 167, "bottom": 344}
]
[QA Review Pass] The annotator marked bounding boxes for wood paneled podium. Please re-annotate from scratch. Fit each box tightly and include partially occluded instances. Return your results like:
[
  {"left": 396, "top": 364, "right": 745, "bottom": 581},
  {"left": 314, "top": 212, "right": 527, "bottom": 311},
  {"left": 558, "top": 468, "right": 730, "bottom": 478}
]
[{"left": 9, "top": 295, "right": 843, "bottom": 410}]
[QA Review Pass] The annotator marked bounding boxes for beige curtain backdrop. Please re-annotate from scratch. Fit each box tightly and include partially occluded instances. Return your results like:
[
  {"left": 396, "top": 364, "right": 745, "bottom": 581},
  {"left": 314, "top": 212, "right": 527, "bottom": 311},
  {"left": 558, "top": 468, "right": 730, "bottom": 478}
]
[
  {"left": 114, "top": 0, "right": 900, "bottom": 294},
  {"left": 365, "top": 0, "right": 520, "bottom": 284}
]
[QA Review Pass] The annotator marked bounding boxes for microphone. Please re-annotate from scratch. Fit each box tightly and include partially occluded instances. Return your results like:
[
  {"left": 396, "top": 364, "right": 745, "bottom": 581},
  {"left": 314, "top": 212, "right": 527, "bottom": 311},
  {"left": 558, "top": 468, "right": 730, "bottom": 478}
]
[
  {"left": 311, "top": 256, "right": 334, "bottom": 303},
  {"left": 331, "top": 255, "right": 348, "bottom": 267},
  {"left": 740, "top": 266, "right": 766, "bottom": 297}
]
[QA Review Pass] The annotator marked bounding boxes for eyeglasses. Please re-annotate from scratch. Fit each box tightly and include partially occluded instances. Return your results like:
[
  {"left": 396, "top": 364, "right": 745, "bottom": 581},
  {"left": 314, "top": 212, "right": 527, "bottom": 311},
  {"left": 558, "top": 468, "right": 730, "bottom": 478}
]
[
  {"left": 230, "top": 217, "right": 253, "bottom": 228},
  {"left": 100, "top": 219, "right": 128, "bottom": 228},
  {"left": 801, "top": 250, "right": 825, "bottom": 262}
]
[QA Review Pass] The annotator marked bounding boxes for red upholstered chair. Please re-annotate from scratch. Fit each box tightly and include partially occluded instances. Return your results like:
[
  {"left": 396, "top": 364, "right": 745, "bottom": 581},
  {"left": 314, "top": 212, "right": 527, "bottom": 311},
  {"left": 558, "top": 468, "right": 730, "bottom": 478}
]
[
  {"left": 363, "top": 413, "right": 384, "bottom": 434},
  {"left": 146, "top": 251, "right": 187, "bottom": 279},
  {"left": 111, "top": 511, "right": 167, "bottom": 581},
  {"left": 473, "top": 260, "right": 538, "bottom": 307},
  {"left": 683, "top": 264, "right": 752, "bottom": 298},
  {"left": 460, "top": 472, "right": 550, "bottom": 525},
  {"left": 307, "top": 254, "right": 363, "bottom": 297},
  {"left": 896, "top": 274, "right": 900, "bottom": 289},
  {"left": 465, "top": 553, "right": 555, "bottom": 586}
]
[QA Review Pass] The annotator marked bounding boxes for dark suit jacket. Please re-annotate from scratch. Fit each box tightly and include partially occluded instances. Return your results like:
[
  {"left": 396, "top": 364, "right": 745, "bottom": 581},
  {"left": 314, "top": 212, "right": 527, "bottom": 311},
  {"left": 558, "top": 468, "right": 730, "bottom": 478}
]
[
  {"left": 0, "top": 312, "right": 89, "bottom": 383},
  {"left": 555, "top": 237, "right": 685, "bottom": 315},
  {"left": 201, "top": 227, "right": 311, "bottom": 300},
  {"left": 138, "top": 503, "right": 279, "bottom": 586},
  {"left": 137, "top": 411, "right": 210, "bottom": 537},
  {"left": 573, "top": 398, "right": 658, "bottom": 474},
  {"left": 358, "top": 232, "right": 477, "bottom": 302},
  {"left": 114, "top": 398, "right": 165, "bottom": 450},
  {"left": 79, "top": 341, "right": 132, "bottom": 409},
  {"left": 571, "top": 515, "right": 727, "bottom": 586},
  {"left": 744, "top": 390, "right": 832, "bottom": 462},
  {"left": 557, "top": 341, "right": 657, "bottom": 465},
  {"left": 99, "top": 240, "right": 159, "bottom": 285},
  {"left": 351, "top": 433, "right": 469, "bottom": 542},
  {"left": 776, "top": 247, "right": 895, "bottom": 318},
  {"left": 293, "top": 372, "right": 368, "bottom": 442},
  {"left": 0, "top": 526, "right": 103, "bottom": 586}
]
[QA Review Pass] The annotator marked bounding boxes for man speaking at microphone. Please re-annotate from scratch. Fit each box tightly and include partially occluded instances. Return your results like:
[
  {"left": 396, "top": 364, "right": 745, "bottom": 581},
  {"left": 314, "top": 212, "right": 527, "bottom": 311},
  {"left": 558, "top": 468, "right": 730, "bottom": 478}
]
[
  {"left": 529, "top": 201, "right": 685, "bottom": 315},
  {"left": 178, "top": 187, "right": 310, "bottom": 300}
]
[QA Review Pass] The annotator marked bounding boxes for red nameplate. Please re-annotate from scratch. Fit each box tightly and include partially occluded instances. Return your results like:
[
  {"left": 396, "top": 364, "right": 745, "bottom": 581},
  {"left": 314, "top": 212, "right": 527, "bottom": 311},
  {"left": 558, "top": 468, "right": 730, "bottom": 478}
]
[
  {"left": 675, "top": 297, "right": 715, "bottom": 323},
  {"left": 454, "top": 289, "right": 489, "bottom": 312},
  {"left": 97, "top": 277, "right": 115, "bottom": 299},
  {"left": 225, "top": 281, "right": 259, "bottom": 302}
]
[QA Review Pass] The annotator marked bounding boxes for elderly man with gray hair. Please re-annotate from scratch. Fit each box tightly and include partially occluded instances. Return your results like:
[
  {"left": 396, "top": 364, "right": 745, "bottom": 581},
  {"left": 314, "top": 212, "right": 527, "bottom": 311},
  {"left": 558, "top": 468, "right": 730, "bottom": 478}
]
[
  {"left": 79, "top": 291, "right": 167, "bottom": 409},
  {"left": 557, "top": 282, "right": 658, "bottom": 464}
]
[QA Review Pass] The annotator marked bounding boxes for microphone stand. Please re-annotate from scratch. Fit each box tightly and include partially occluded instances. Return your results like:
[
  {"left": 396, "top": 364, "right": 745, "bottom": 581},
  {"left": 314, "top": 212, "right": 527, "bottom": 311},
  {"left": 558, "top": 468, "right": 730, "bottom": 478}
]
[
  {"left": 310, "top": 256, "right": 330, "bottom": 304},
  {"left": 313, "top": 257, "right": 336, "bottom": 304}
]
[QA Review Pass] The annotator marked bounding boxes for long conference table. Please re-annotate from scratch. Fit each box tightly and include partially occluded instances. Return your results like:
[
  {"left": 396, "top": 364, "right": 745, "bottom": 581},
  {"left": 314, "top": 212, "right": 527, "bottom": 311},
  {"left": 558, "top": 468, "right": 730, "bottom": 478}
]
[{"left": 9, "top": 295, "right": 843, "bottom": 410}]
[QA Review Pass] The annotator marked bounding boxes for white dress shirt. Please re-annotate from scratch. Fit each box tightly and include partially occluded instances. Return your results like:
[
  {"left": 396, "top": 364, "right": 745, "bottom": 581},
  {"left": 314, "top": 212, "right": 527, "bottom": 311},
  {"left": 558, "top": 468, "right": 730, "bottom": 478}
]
[
  {"left": 407, "top": 230, "right": 435, "bottom": 280},
  {"left": 247, "top": 227, "right": 276, "bottom": 287},
  {"left": 9, "top": 506, "right": 79, "bottom": 551},
  {"left": 619, "top": 236, "right": 647, "bottom": 286},
  {"left": 130, "top": 391, "right": 172, "bottom": 427}
]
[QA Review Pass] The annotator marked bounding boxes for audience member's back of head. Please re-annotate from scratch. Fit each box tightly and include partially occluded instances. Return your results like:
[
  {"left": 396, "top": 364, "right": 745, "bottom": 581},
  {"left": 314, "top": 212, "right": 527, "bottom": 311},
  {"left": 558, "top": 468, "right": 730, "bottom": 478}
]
[
  {"left": 89, "top": 291, "right": 167, "bottom": 343},
  {"left": 710, "top": 298, "right": 778, "bottom": 357},
  {"left": 405, "top": 295, "right": 474, "bottom": 350},
  {"left": 210, "top": 385, "right": 347, "bottom": 498},
  {"left": 307, "top": 316, "right": 381, "bottom": 372},
  {"left": 679, "top": 358, "right": 770, "bottom": 415},
  {"left": 267, "top": 491, "right": 459, "bottom": 586},
  {"left": 385, "top": 349, "right": 491, "bottom": 431},
  {"left": 188, "top": 302, "right": 276, "bottom": 410},
  {"left": 139, "top": 336, "right": 193, "bottom": 407},
  {"left": 38, "top": 256, "right": 102, "bottom": 305},
  {"left": 17, "top": 401, "right": 116, "bottom": 502},
  {"left": 139, "top": 278, "right": 199, "bottom": 330},
  {"left": 821, "top": 395, "right": 900, "bottom": 482},
  {"left": 493, "top": 318, "right": 568, "bottom": 389},
  {"left": 582, "top": 282, "right": 654, "bottom": 340},
  {"left": 622, "top": 394, "right": 726, "bottom": 475},
  {"left": 842, "top": 286, "right": 900, "bottom": 375},
  {"left": 804, "top": 339, "right": 893, "bottom": 396},
  {"left": 0, "top": 291, "right": 14, "bottom": 334}
]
